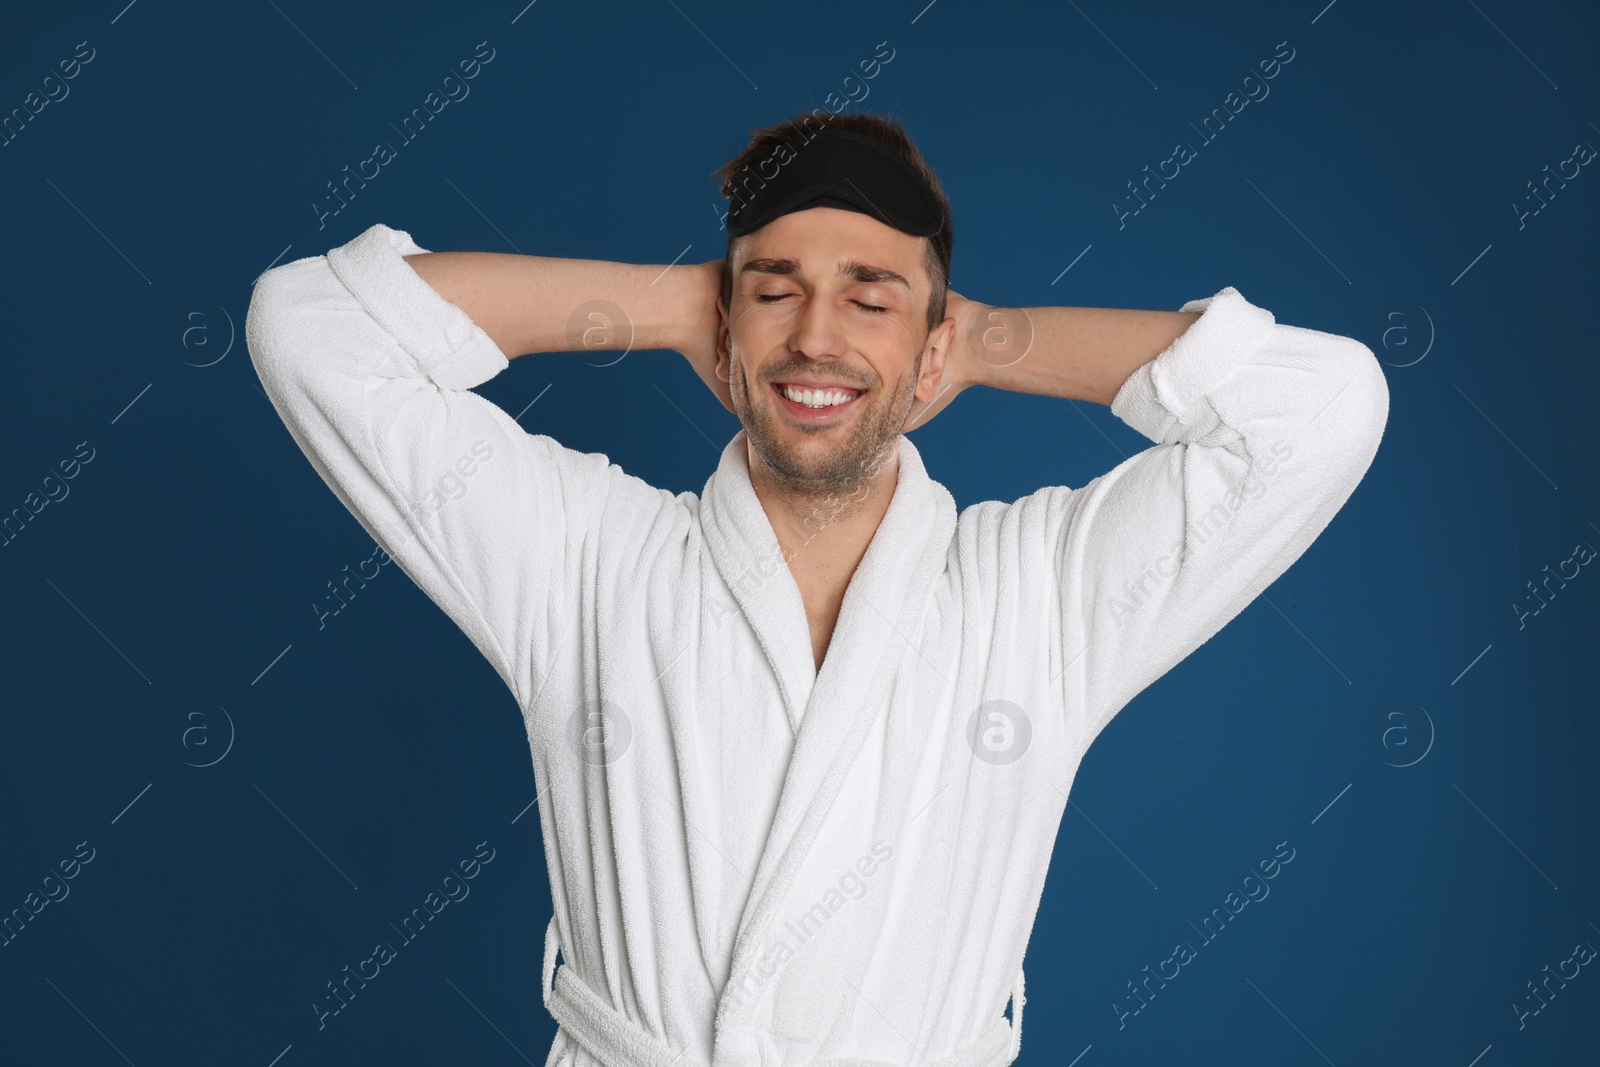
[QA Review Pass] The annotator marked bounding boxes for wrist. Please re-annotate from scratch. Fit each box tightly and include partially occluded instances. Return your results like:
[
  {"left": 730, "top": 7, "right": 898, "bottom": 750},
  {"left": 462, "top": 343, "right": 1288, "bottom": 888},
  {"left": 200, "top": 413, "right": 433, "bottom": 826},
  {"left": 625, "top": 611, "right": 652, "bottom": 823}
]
[
  {"left": 663, "top": 259, "right": 721, "bottom": 355},
  {"left": 960, "top": 299, "right": 1038, "bottom": 392},
  {"left": 948, "top": 294, "right": 988, "bottom": 391},
  {"left": 632, "top": 260, "right": 703, "bottom": 354}
]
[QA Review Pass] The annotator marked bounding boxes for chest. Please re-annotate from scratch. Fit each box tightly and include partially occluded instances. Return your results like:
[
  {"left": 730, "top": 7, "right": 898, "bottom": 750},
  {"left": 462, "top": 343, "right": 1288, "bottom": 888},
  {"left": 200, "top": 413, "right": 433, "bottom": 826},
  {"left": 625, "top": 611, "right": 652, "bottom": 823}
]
[{"left": 794, "top": 572, "right": 851, "bottom": 675}]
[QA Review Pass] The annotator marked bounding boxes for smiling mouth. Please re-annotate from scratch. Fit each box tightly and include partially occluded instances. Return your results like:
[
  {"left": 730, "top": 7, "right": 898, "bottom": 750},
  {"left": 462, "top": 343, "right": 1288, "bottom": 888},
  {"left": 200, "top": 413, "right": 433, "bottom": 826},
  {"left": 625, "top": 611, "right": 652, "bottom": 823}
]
[
  {"left": 772, "top": 382, "right": 862, "bottom": 406},
  {"left": 770, "top": 381, "right": 866, "bottom": 421}
]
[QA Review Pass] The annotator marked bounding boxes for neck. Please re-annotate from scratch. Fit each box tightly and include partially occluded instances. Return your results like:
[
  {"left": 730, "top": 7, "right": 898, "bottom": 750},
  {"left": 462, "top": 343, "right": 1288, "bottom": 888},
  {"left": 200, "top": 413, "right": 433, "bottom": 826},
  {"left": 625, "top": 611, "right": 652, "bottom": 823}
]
[{"left": 745, "top": 437, "right": 901, "bottom": 575}]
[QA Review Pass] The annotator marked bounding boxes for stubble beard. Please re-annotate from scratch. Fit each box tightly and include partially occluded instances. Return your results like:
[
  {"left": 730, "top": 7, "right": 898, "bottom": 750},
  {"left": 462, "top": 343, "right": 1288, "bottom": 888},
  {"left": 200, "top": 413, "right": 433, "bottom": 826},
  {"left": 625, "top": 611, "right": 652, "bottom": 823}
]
[{"left": 732, "top": 351, "right": 921, "bottom": 509}]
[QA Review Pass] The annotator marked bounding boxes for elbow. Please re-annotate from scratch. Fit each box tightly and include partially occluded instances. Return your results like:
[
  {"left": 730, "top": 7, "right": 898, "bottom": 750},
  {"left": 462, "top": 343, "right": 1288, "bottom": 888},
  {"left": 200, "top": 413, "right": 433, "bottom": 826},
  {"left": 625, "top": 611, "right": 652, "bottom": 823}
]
[
  {"left": 245, "top": 257, "right": 327, "bottom": 392},
  {"left": 1337, "top": 338, "right": 1390, "bottom": 464},
  {"left": 1299, "top": 337, "right": 1389, "bottom": 490},
  {"left": 244, "top": 264, "right": 292, "bottom": 383}
]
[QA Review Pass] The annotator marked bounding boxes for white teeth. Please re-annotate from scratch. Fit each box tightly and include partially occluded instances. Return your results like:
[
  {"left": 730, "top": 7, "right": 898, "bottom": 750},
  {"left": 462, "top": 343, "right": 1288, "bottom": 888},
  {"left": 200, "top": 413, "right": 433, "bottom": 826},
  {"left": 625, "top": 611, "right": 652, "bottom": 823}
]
[{"left": 780, "top": 385, "right": 858, "bottom": 408}]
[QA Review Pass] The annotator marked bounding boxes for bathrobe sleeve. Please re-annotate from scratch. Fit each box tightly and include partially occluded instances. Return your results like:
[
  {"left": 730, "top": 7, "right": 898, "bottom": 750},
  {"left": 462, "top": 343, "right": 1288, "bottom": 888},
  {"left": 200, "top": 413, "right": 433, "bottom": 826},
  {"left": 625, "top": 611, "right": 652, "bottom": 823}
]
[
  {"left": 1054, "top": 286, "right": 1389, "bottom": 746},
  {"left": 245, "top": 222, "right": 615, "bottom": 707}
]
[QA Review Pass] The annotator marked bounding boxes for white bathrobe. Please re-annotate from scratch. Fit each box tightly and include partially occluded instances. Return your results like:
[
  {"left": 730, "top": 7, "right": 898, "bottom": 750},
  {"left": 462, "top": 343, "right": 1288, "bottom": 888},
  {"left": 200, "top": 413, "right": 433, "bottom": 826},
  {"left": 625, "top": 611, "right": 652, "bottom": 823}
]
[{"left": 246, "top": 223, "right": 1388, "bottom": 1066}]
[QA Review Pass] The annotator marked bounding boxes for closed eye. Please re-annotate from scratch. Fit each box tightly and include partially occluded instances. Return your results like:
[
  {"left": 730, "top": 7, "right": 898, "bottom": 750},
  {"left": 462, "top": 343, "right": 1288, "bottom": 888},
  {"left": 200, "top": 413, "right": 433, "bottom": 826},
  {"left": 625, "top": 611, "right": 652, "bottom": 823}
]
[{"left": 755, "top": 293, "right": 888, "bottom": 314}]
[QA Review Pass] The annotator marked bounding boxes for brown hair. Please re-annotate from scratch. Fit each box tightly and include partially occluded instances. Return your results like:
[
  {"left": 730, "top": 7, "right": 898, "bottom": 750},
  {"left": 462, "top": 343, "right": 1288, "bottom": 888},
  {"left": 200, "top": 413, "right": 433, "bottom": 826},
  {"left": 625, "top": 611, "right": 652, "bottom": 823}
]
[{"left": 711, "top": 109, "right": 953, "bottom": 334}]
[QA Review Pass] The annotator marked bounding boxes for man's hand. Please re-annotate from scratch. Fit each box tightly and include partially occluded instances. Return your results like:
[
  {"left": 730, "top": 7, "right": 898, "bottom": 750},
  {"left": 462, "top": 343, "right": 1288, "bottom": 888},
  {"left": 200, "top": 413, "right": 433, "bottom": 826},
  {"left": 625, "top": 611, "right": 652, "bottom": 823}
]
[{"left": 675, "top": 259, "right": 735, "bottom": 416}]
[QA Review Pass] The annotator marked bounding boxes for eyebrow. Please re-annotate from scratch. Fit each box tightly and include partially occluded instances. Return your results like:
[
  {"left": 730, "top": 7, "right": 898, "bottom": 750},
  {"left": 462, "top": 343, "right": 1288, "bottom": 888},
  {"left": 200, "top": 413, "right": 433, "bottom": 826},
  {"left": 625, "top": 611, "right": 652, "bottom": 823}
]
[{"left": 740, "top": 257, "right": 912, "bottom": 293}]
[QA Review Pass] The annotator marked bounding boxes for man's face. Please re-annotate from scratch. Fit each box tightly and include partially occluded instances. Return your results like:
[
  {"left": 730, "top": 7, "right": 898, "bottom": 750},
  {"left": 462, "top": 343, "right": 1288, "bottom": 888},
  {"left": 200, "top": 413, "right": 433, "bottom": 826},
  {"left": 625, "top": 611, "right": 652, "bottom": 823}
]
[{"left": 716, "top": 206, "right": 950, "bottom": 499}]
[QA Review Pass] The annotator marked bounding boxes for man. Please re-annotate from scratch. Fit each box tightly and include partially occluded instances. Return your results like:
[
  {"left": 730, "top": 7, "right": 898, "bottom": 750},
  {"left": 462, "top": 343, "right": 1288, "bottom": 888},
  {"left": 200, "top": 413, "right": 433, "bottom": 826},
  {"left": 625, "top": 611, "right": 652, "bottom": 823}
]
[{"left": 246, "top": 110, "right": 1388, "bottom": 1066}]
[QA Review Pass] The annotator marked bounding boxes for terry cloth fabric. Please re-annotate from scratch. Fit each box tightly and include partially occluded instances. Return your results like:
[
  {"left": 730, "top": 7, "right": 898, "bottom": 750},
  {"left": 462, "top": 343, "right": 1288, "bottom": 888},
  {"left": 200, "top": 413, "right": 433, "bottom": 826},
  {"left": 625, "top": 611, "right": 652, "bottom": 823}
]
[{"left": 246, "top": 222, "right": 1388, "bottom": 1066}]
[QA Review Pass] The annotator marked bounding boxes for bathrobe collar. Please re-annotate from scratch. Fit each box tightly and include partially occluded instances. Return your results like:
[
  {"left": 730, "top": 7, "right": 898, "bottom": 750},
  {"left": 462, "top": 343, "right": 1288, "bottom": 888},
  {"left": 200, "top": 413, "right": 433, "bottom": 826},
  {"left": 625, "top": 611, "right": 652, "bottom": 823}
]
[{"left": 699, "top": 429, "right": 958, "bottom": 1028}]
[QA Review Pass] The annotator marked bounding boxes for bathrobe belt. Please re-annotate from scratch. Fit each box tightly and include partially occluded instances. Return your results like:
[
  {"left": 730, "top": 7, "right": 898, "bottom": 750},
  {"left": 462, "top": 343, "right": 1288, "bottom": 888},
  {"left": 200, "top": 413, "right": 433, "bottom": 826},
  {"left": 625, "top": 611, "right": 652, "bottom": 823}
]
[{"left": 543, "top": 917, "right": 1025, "bottom": 1067}]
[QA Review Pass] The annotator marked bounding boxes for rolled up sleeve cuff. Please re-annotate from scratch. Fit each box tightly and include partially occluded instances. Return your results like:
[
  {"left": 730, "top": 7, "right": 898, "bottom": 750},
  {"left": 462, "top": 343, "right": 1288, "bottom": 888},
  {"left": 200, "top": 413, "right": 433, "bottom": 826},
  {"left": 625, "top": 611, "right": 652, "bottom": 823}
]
[
  {"left": 325, "top": 222, "right": 511, "bottom": 392},
  {"left": 1109, "top": 285, "right": 1277, "bottom": 441}
]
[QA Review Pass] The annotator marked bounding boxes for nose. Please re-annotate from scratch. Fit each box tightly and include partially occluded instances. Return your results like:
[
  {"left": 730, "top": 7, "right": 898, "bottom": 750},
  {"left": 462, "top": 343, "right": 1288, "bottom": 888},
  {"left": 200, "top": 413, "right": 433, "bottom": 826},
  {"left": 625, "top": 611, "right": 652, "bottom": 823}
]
[{"left": 788, "top": 290, "right": 849, "bottom": 364}]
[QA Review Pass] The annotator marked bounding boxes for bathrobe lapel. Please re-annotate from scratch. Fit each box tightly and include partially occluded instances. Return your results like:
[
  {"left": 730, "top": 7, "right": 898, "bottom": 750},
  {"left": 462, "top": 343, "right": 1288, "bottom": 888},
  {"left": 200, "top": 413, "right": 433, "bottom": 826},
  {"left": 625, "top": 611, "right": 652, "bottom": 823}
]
[
  {"left": 700, "top": 432, "right": 821, "bottom": 730},
  {"left": 699, "top": 430, "right": 958, "bottom": 1030}
]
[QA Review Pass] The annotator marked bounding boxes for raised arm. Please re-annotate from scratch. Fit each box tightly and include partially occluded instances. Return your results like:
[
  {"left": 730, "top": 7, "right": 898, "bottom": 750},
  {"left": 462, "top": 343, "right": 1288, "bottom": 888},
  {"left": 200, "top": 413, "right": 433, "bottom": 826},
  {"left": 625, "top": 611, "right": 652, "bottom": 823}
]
[
  {"left": 902, "top": 295, "right": 1199, "bottom": 430},
  {"left": 399, "top": 249, "right": 708, "bottom": 362},
  {"left": 962, "top": 297, "right": 1201, "bottom": 406},
  {"left": 962, "top": 287, "right": 1388, "bottom": 744},
  {"left": 404, "top": 249, "right": 735, "bottom": 416},
  {"left": 245, "top": 223, "right": 702, "bottom": 706}
]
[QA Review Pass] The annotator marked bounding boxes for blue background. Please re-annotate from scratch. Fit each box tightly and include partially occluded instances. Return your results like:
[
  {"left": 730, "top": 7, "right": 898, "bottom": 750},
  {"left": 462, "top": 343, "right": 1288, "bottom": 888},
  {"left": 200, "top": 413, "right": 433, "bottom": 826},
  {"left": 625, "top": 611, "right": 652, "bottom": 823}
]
[{"left": 2, "top": 1, "right": 1596, "bottom": 1064}]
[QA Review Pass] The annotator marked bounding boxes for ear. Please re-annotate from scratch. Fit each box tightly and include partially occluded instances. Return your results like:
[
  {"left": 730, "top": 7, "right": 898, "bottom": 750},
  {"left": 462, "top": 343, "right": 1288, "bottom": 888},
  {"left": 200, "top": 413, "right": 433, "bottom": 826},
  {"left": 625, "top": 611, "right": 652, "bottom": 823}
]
[{"left": 914, "top": 314, "right": 957, "bottom": 403}]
